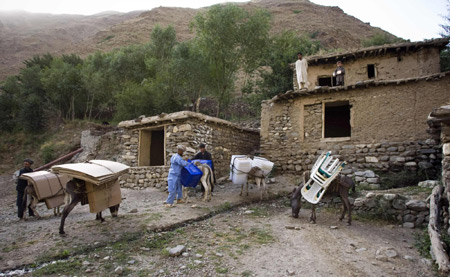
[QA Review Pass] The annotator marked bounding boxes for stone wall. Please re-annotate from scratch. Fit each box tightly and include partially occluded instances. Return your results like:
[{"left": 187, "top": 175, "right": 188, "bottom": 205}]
[
  {"left": 119, "top": 116, "right": 260, "bottom": 189},
  {"left": 294, "top": 47, "right": 441, "bottom": 89},
  {"left": 120, "top": 166, "right": 169, "bottom": 190},
  {"left": 261, "top": 75, "right": 450, "bottom": 175},
  {"left": 317, "top": 190, "right": 430, "bottom": 228}
]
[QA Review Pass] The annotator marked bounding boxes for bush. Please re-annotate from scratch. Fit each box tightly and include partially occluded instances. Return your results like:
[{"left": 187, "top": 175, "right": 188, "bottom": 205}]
[
  {"left": 40, "top": 143, "right": 55, "bottom": 164},
  {"left": 377, "top": 170, "right": 429, "bottom": 189}
]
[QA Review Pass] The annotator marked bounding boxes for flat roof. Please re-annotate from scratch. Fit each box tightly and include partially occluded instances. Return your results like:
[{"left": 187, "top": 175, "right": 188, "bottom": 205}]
[
  {"left": 268, "top": 71, "right": 449, "bottom": 103},
  {"left": 118, "top": 111, "right": 259, "bottom": 133},
  {"left": 293, "top": 38, "right": 449, "bottom": 66}
]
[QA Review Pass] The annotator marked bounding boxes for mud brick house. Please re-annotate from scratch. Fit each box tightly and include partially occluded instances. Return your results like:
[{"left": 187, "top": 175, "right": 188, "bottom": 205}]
[
  {"left": 292, "top": 38, "right": 448, "bottom": 89},
  {"left": 261, "top": 38, "right": 450, "bottom": 174},
  {"left": 117, "top": 111, "right": 259, "bottom": 189}
]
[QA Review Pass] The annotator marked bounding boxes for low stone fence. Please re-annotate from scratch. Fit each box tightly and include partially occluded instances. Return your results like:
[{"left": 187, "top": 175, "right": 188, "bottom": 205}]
[
  {"left": 318, "top": 191, "right": 429, "bottom": 228},
  {"left": 120, "top": 166, "right": 169, "bottom": 190}
]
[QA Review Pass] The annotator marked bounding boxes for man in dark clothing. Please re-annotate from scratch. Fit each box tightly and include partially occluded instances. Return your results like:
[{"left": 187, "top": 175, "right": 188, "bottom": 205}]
[
  {"left": 333, "top": 61, "right": 346, "bottom": 86},
  {"left": 16, "top": 158, "right": 35, "bottom": 219},
  {"left": 192, "top": 144, "right": 212, "bottom": 161},
  {"left": 192, "top": 144, "right": 216, "bottom": 187}
]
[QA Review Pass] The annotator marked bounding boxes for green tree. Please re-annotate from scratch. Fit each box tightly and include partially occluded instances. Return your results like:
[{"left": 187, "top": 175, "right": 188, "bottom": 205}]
[
  {"left": 257, "top": 31, "right": 320, "bottom": 99},
  {"left": 192, "top": 4, "right": 271, "bottom": 116},
  {"left": 0, "top": 77, "right": 20, "bottom": 131},
  {"left": 440, "top": 1, "right": 450, "bottom": 72},
  {"left": 81, "top": 52, "right": 116, "bottom": 120},
  {"left": 23, "top": 53, "right": 54, "bottom": 69},
  {"left": 171, "top": 41, "right": 210, "bottom": 111},
  {"left": 42, "top": 58, "right": 86, "bottom": 120}
]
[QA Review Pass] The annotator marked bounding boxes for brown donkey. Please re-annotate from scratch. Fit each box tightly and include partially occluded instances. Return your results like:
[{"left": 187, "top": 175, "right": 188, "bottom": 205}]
[{"left": 291, "top": 171, "right": 355, "bottom": 225}]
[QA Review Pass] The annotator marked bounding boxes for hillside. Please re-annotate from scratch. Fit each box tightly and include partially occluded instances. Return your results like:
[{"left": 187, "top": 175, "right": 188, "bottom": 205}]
[
  {"left": 0, "top": 10, "right": 143, "bottom": 80},
  {"left": 0, "top": 0, "right": 396, "bottom": 81}
]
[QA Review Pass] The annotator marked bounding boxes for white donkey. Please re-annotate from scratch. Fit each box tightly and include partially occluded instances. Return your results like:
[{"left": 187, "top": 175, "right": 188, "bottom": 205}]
[
  {"left": 240, "top": 166, "right": 267, "bottom": 201},
  {"left": 183, "top": 162, "right": 214, "bottom": 202}
]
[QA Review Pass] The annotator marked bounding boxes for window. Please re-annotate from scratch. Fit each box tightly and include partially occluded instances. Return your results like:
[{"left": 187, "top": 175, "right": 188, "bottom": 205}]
[
  {"left": 324, "top": 101, "right": 351, "bottom": 138},
  {"left": 318, "top": 76, "right": 333, "bottom": 86},
  {"left": 138, "top": 128, "right": 165, "bottom": 166},
  {"left": 367, "top": 64, "right": 376, "bottom": 79}
]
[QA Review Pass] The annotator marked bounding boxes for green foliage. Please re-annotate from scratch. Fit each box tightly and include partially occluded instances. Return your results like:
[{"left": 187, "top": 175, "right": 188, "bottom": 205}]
[
  {"left": 40, "top": 144, "right": 55, "bottom": 164},
  {"left": 0, "top": 4, "right": 318, "bottom": 131},
  {"left": 377, "top": 170, "right": 429, "bottom": 190},
  {"left": 361, "top": 33, "right": 404, "bottom": 47},
  {"left": 257, "top": 30, "right": 320, "bottom": 98},
  {"left": 414, "top": 228, "right": 432, "bottom": 259},
  {"left": 441, "top": 48, "right": 450, "bottom": 72},
  {"left": 192, "top": 4, "right": 271, "bottom": 116}
]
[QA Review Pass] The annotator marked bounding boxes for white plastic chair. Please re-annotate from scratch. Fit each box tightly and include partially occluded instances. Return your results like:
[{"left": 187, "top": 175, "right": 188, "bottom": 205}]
[{"left": 301, "top": 151, "right": 346, "bottom": 204}]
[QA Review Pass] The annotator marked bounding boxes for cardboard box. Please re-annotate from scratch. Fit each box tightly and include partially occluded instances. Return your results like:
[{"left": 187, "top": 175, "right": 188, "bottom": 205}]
[
  {"left": 45, "top": 194, "right": 65, "bottom": 209},
  {"left": 86, "top": 179, "right": 121, "bottom": 213},
  {"left": 22, "top": 171, "right": 67, "bottom": 200}
]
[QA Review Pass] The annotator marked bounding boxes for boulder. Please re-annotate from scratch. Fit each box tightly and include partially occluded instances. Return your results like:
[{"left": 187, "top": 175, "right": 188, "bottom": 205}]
[
  {"left": 169, "top": 245, "right": 186, "bottom": 257},
  {"left": 417, "top": 180, "right": 439, "bottom": 188},
  {"left": 364, "top": 170, "right": 376, "bottom": 178},
  {"left": 365, "top": 156, "right": 379, "bottom": 163},
  {"left": 406, "top": 200, "right": 427, "bottom": 211},
  {"left": 383, "top": 194, "right": 396, "bottom": 201}
]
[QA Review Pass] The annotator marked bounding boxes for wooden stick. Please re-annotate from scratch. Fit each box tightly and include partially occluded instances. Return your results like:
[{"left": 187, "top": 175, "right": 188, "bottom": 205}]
[{"left": 428, "top": 185, "right": 450, "bottom": 273}]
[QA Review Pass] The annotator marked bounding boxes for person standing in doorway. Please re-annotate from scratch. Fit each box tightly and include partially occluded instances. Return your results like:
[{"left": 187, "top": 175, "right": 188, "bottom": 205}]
[
  {"left": 16, "top": 158, "right": 35, "bottom": 219},
  {"left": 165, "top": 145, "right": 190, "bottom": 207},
  {"left": 333, "top": 60, "right": 346, "bottom": 86},
  {"left": 295, "top": 52, "right": 308, "bottom": 89}
]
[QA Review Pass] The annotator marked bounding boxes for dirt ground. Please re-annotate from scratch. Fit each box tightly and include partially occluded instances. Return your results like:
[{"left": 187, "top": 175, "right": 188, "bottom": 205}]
[{"left": 0, "top": 174, "right": 435, "bottom": 276}]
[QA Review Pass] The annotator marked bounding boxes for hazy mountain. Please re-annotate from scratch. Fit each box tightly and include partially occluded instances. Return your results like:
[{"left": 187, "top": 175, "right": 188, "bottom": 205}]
[{"left": 0, "top": 0, "right": 395, "bottom": 80}]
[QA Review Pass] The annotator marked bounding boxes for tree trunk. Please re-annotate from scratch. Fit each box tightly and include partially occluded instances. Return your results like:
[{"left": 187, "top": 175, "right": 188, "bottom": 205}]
[
  {"left": 428, "top": 185, "right": 450, "bottom": 273},
  {"left": 195, "top": 97, "right": 201, "bottom": 113}
]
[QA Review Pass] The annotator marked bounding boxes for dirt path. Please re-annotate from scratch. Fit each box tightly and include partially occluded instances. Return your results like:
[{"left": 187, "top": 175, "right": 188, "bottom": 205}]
[
  {"left": 0, "top": 175, "right": 434, "bottom": 276},
  {"left": 0, "top": 175, "right": 294, "bottom": 271}
]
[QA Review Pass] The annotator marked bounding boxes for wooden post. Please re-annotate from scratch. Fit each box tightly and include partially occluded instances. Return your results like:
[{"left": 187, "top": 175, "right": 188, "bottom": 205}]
[{"left": 428, "top": 185, "right": 450, "bottom": 273}]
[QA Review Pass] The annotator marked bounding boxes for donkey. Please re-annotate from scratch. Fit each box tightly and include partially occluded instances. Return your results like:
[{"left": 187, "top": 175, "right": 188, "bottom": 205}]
[
  {"left": 183, "top": 162, "right": 214, "bottom": 202},
  {"left": 59, "top": 179, "right": 119, "bottom": 235},
  {"left": 240, "top": 166, "right": 267, "bottom": 201},
  {"left": 291, "top": 171, "right": 355, "bottom": 225},
  {"left": 21, "top": 184, "right": 63, "bottom": 219}
]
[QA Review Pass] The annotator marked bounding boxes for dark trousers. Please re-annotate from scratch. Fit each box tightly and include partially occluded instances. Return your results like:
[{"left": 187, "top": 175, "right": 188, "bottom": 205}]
[{"left": 17, "top": 189, "right": 34, "bottom": 218}]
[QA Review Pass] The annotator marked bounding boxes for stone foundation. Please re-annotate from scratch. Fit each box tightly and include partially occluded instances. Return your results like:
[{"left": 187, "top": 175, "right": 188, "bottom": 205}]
[
  {"left": 317, "top": 191, "right": 429, "bottom": 228},
  {"left": 120, "top": 166, "right": 169, "bottom": 190}
]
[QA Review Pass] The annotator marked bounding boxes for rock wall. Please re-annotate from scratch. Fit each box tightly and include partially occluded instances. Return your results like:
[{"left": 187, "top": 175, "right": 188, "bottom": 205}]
[
  {"left": 119, "top": 117, "right": 260, "bottom": 189},
  {"left": 261, "top": 75, "right": 450, "bottom": 175},
  {"left": 120, "top": 166, "right": 168, "bottom": 190},
  {"left": 319, "top": 191, "right": 429, "bottom": 228}
]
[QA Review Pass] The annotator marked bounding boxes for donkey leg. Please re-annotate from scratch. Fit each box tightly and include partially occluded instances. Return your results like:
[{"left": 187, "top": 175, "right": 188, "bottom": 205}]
[
  {"left": 201, "top": 179, "right": 208, "bottom": 202},
  {"left": 262, "top": 178, "right": 267, "bottom": 200},
  {"left": 30, "top": 195, "right": 41, "bottom": 218},
  {"left": 59, "top": 196, "right": 80, "bottom": 235},
  {"left": 96, "top": 212, "right": 104, "bottom": 222},
  {"left": 310, "top": 204, "right": 317, "bottom": 224},
  {"left": 256, "top": 178, "right": 262, "bottom": 201},
  {"left": 240, "top": 183, "right": 244, "bottom": 196},
  {"left": 340, "top": 188, "right": 352, "bottom": 225}
]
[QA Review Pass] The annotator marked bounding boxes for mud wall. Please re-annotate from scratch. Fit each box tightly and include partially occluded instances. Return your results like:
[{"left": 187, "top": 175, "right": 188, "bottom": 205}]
[
  {"left": 261, "top": 75, "right": 450, "bottom": 174},
  {"left": 293, "top": 47, "right": 441, "bottom": 89}
]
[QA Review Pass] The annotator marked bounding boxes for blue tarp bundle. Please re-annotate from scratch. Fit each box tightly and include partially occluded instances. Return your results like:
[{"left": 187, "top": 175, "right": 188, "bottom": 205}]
[{"left": 180, "top": 163, "right": 203, "bottom": 187}]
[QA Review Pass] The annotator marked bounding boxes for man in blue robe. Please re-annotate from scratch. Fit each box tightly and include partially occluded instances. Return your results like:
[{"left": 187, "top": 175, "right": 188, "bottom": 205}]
[{"left": 165, "top": 145, "right": 190, "bottom": 207}]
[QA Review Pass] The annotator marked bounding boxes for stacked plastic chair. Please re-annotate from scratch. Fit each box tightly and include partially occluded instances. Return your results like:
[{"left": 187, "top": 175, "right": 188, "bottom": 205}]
[{"left": 301, "top": 151, "right": 346, "bottom": 204}]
